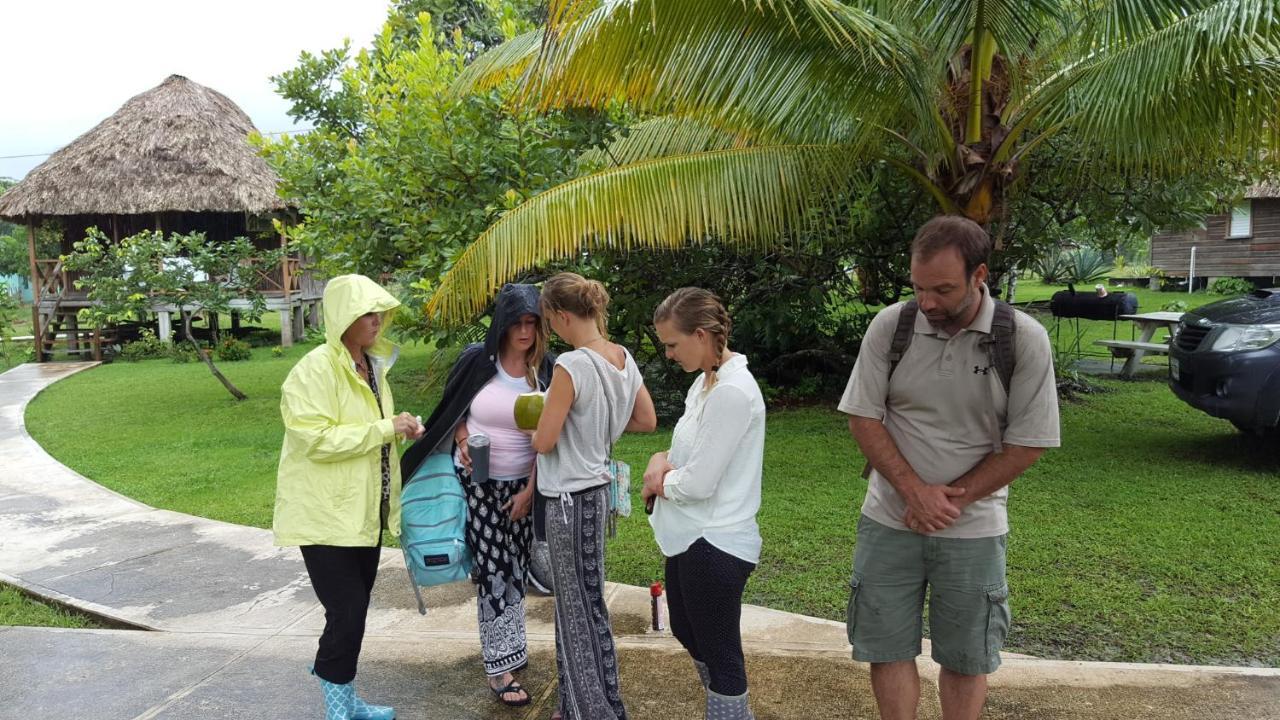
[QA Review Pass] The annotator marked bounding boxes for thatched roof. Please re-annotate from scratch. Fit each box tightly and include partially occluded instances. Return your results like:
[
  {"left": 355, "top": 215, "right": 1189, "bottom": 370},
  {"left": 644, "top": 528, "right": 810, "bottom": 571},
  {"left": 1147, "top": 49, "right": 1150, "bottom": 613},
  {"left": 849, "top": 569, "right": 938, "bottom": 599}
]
[
  {"left": 1247, "top": 183, "right": 1280, "bottom": 199},
  {"left": 0, "top": 75, "right": 286, "bottom": 220}
]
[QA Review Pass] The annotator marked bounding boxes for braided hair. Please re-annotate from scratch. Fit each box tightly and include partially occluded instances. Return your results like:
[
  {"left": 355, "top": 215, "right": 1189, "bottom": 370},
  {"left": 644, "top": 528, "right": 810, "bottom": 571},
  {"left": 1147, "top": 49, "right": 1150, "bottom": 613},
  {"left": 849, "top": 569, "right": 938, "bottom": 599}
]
[{"left": 653, "top": 287, "right": 732, "bottom": 383}]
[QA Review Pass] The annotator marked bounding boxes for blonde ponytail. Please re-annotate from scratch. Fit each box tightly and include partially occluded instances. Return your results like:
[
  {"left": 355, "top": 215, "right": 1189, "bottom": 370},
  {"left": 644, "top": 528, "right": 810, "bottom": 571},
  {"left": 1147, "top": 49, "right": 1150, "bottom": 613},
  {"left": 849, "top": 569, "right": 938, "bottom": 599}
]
[{"left": 541, "top": 272, "right": 611, "bottom": 338}]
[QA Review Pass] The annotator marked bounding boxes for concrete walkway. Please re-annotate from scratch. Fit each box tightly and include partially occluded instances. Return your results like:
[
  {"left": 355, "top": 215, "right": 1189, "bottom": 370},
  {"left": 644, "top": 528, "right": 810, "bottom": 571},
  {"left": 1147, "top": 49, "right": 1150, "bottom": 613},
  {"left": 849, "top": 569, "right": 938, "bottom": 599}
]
[{"left": 1, "top": 362, "right": 1277, "bottom": 719}]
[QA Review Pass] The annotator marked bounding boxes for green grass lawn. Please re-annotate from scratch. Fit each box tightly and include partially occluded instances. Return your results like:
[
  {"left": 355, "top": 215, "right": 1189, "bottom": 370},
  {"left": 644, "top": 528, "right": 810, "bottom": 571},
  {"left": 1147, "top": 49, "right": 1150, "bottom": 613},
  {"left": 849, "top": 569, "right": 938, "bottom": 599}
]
[
  {"left": 0, "top": 585, "right": 102, "bottom": 629},
  {"left": 21, "top": 340, "right": 1280, "bottom": 665}
]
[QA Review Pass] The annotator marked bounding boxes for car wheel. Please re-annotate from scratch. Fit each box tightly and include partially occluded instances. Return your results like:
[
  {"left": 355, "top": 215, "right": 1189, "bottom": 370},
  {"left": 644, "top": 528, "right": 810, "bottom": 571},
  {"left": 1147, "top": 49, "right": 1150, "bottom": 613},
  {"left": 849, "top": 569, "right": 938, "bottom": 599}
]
[
  {"left": 1231, "top": 420, "right": 1279, "bottom": 447},
  {"left": 1230, "top": 419, "right": 1256, "bottom": 434}
]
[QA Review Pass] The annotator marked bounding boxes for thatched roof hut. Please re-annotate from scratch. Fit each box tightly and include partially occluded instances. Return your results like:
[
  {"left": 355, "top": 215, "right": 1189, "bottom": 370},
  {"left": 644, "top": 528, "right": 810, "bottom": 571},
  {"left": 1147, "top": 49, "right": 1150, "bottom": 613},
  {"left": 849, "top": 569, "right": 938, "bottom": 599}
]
[
  {"left": 0, "top": 74, "right": 285, "bottom": 219},
  {"left": 1, "top": 75, "right": 320, "bottom": 361}
]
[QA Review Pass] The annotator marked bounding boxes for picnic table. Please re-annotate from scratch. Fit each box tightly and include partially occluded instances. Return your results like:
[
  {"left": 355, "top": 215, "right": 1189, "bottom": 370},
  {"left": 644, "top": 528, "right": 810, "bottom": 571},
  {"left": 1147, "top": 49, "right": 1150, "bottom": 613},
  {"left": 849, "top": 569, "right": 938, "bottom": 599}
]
[{"left": 1094, "top": 311, "right": 1185, "bottom": 378}]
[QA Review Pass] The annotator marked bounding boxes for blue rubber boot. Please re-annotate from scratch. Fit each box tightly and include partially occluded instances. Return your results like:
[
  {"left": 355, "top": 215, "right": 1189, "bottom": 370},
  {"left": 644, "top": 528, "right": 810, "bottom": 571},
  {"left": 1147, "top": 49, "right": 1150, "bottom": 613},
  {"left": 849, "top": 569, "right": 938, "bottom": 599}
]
[
  {"left": 351, "top": 687, "right": 395, "bottom": 720},
  {"left": 315, "top": 674, "right": 355, "bottom": 720}
]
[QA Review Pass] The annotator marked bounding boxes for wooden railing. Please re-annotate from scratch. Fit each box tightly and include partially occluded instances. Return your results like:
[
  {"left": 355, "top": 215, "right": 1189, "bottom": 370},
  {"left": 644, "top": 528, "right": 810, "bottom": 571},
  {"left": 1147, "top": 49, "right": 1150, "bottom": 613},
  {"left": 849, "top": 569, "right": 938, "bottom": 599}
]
[
  {"left": 32, "top": 259, "right": 68, "bottom": 362},
  {"left": 245, "top": 256, "right": 303, "bottom": 296},
  {"left": 34, "top": 259, "right": 67, "bottom": 306},
  {"left": 36, "top": 255, "right": 317, "bottom": 301}
]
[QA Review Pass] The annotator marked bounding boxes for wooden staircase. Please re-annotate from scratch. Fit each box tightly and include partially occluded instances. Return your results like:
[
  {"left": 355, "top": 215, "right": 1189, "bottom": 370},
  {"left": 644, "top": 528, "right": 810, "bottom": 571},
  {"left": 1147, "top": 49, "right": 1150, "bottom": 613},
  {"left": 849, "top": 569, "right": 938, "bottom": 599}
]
[{"left": 32, "top": 259, "right": 116, "bottom": 362}]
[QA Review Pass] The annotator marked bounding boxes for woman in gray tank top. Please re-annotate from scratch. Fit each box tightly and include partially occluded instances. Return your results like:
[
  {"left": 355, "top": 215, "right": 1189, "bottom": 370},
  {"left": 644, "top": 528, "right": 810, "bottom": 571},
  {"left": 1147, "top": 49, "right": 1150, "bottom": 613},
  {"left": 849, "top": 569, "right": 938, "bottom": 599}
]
[{"left": 527, "top": 272, "right": 657, "bottom": 720}]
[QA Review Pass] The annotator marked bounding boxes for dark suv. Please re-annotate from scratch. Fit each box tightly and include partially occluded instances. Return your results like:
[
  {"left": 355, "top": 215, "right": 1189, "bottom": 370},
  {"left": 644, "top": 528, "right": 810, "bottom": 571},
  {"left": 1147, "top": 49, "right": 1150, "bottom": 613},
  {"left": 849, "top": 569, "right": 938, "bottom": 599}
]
[{"left": 1168, "top": 288, "right": 1280, "bottom": 436}]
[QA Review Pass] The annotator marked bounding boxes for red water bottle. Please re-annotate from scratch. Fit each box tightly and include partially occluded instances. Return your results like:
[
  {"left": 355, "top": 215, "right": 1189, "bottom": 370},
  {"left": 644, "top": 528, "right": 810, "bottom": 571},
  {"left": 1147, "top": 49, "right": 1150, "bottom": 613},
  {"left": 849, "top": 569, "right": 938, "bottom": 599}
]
[{"left": 650, "top": 582, "right": 666, "bottom": 631}]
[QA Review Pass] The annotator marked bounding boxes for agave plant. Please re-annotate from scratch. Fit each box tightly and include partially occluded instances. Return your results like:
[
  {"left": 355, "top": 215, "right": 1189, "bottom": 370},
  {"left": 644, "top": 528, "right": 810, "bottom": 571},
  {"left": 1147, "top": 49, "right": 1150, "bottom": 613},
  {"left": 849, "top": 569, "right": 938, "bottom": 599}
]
[
  {"left": 1062, "top": 247, "right": 1113, "bottom": 284},
  {"left": 1031, "top": 249, "right": 1069, "bottom": 285},
  {"left": 427, "top": 0, "right": 1280, "bottom": 324}
]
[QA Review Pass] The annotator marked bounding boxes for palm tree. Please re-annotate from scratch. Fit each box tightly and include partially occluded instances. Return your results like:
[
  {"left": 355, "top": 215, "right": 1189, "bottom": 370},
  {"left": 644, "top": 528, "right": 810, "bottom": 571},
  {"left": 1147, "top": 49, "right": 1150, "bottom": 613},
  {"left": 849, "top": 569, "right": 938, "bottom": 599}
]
[{"left": 427, "top": 0, "right": 1279, "bottom": 323}]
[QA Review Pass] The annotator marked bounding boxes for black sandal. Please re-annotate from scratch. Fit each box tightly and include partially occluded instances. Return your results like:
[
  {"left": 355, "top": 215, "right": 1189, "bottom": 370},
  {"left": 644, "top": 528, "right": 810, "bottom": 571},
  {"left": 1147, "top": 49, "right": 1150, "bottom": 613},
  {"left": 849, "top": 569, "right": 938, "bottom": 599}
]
[{"left": 489, "top": 679, "right": 531, "bottom": 707}]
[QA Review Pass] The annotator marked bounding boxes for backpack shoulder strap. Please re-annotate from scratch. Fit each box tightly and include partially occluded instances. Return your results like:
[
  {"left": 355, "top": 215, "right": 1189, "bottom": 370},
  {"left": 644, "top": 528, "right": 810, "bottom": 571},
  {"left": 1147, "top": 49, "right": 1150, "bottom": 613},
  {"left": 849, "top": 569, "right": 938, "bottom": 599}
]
[
  {"left": 886, "top": 300, "right": 919, "bottom": 383},
  {"left": 977, "top": 300, "right": 1019, "bottom": 456},
  {"left": 860, "top": 301, "right": 919, "bottom": 480},
  {"left": 988, "top": 301, "right": 1018, "bottom": 394}
]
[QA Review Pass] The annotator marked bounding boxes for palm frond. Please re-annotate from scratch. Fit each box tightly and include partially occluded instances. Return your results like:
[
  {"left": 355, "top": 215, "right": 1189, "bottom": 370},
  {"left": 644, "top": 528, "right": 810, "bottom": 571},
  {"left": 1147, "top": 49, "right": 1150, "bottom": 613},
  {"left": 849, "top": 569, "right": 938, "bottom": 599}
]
[
  {"left": 1039, "top": 0, "right": 1280, "bottom": 170},
  {"left": 576, "top": 116, "right": 756, "bottom": 171},
  {"left": 513, "top": 0, "right": 922, "bottom": 148},
  {"left": 425, "top": 144, "right": 868, "bottom": 325},
  {"left": 907, "top": 0, "right": 1065, "bottom": 62},
  {"left": 545, "top": 0, "right": 604, "bottom": 34},
  {"left": 452, "top": 28, "right": 543, "bottom": 95},
  {"left": 1077, "top": 0, "right": 1219, "bottom": 44}
]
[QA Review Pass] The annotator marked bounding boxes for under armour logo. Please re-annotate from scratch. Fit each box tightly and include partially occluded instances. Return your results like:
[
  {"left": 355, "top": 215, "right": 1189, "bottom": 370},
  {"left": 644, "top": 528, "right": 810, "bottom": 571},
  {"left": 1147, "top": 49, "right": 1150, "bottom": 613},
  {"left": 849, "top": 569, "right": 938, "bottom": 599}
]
[{"left": 973, "top": 365, "right": 991, "bottom": 375}]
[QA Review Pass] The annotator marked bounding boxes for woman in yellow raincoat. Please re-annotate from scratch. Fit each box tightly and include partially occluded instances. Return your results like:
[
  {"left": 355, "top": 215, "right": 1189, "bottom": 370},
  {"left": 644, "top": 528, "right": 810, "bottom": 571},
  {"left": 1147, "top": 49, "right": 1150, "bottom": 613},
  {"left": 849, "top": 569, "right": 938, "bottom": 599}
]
[{"left": 274, "top": 274, "right": 424, "bottom": 720}]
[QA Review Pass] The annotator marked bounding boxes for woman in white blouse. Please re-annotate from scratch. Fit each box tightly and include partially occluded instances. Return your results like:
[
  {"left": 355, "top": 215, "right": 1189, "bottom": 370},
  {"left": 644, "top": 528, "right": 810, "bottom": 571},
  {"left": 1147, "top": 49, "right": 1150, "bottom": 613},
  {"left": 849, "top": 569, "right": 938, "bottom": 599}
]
[{"left": 642, "top": 287, "right": 766, "bottom": 720}]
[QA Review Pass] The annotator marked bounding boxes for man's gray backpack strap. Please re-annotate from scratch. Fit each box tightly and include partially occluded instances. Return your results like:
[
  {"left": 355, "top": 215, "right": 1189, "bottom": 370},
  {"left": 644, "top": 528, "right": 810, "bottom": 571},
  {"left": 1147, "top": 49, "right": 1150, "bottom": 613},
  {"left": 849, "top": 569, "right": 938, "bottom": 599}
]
[
  {"left": 859, "top": 299, "right": 1018, "bottom": 479},
  {"left": 982, "top": 301, "right": 1018, "bottom": 396},
  {"left": 886, "top": 300, "right": 920, "bottom": 382}
]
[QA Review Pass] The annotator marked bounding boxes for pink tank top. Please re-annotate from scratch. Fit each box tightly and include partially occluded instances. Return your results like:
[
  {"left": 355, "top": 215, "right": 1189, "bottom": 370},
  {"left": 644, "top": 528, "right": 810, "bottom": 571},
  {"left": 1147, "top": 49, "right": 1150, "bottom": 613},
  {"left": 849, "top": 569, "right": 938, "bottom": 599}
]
[{"left": 464, "top": 363, "right": 537, "bottom": 481}]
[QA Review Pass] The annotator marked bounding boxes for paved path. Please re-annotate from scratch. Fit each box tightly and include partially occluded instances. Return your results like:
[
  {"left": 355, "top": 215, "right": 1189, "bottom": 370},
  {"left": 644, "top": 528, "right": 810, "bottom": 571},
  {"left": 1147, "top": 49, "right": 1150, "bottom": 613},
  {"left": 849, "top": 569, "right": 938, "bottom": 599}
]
[{"left": 1, "top": 362, "right": 1276, "bottom": 719}]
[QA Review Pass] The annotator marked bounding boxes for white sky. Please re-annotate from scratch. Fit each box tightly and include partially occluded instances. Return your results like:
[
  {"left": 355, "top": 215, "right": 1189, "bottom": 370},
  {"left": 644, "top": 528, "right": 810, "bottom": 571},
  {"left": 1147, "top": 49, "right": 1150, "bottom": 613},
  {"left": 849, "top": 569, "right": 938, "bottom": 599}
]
[{"left": 0, "top": 0, "right": 390, "bottom": 180}]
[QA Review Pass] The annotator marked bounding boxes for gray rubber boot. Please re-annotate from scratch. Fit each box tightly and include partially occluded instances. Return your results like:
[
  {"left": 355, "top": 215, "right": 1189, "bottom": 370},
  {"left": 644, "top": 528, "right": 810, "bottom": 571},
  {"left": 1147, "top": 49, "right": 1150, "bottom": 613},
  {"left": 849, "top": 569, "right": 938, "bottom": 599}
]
[
  {"left": 693, "top": 659, "right": 711, "bottom": 689},
  {"left": 705, "top": 688, "right": 753, "bottom": 720}
]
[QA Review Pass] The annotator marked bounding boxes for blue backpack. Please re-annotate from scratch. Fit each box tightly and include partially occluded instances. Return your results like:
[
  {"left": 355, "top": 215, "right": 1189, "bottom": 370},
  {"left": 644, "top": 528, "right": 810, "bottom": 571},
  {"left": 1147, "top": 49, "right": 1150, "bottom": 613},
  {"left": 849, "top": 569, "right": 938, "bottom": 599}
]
[{"left": 400, "top": 452, "right": 472, "bottom": 614}]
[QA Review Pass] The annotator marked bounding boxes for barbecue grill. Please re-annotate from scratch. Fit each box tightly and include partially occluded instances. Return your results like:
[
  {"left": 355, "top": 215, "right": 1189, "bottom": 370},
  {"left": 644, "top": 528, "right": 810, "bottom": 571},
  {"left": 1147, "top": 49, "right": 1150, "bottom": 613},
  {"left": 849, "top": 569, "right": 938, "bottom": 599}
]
[{"left": 1049, "top": 287, "right": 1139, "bottom": 357}]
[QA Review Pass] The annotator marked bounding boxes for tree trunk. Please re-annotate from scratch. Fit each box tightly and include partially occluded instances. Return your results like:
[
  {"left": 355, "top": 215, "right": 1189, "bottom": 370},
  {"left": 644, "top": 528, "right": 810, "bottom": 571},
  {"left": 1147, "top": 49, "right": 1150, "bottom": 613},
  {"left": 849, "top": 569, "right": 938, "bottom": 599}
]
[{"left": 184, "top": 314, "right": 247, "bottom": 401}]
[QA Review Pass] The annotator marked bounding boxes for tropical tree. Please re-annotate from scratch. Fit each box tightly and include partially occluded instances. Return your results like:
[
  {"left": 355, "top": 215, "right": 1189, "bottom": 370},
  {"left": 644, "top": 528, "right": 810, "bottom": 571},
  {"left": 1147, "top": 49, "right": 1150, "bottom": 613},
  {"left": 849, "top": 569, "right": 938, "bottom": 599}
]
[
  {"left": 426, "top": 0, "right": 1280, "bottom": 323},
  {"left": 64, "top": 230, "right": 280, "bottom": 401},
  {"left": 0, "top": 179, "right": 24, "bottom": 279},
  {"left": 0, "top": 234, "right": 24, "bottom": 279},
  {"left": 272, "top": 0, "right": 546, "bottom": 137},
  {"left": 260, "top": 5, "right": 617, "bottom": 342}
]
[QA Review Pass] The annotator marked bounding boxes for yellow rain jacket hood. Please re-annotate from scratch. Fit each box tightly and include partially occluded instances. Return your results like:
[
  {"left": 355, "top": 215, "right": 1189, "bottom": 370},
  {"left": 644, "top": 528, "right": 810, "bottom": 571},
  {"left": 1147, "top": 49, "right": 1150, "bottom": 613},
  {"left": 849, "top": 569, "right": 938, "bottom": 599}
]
[{"left": 273, "top": 274, "right": 404, "bottom": 547}]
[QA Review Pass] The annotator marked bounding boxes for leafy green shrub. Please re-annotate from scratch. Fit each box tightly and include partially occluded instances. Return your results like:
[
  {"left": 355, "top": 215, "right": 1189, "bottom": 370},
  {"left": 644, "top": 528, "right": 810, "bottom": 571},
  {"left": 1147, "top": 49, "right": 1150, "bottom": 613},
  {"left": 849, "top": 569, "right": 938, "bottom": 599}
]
[
  {"left": 239, "top": 327, "right": 277, "bottom": 348},
  {"left": 168, "top": 344, "right": 201, "bottom": 364},
  {"left": 1161, "top": 300, "right": 1189, "bottom": 313},
  {"left": 1209, "top": 277, "right": 1254, "bottom": 296},
  {"left": 119, "top": 329, "right": 170, "bottom": 362},
  {"left": 3, "top": 341, "right": 34, "bottom": 367},
  {"left": 575, "top": 243, "right": 868, "bottom": 421},
  {"left": 304, "top": 326, "right": 326, "bottom": 344},
  {"left": 271, "top": 345, "right": 285, "bottom": 358},
  {"left": 0, "top": 291, "right": 32, "bottom": 368},
  {"left": 215, "top": 338, "right": 253, "bottom": 362},
  {"left": 0, "top": 289, "right": 18, "bottom": 336},
  {"left": 1109, "top": 263, "right": 1163, "bottom": 279},
  {"left": 788, "top": 375, "right": 822, "bottom": 402}
]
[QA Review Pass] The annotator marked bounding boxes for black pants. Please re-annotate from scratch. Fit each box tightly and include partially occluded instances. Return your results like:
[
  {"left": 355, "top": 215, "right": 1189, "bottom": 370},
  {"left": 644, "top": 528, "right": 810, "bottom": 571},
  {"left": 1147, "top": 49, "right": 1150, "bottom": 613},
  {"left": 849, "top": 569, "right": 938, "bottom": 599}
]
[
  {"left": 665, "top": 538, "right": 756, "bottom": 696},
  {"left": 301, "top": 544, "right": 381, "bottom": 684}
]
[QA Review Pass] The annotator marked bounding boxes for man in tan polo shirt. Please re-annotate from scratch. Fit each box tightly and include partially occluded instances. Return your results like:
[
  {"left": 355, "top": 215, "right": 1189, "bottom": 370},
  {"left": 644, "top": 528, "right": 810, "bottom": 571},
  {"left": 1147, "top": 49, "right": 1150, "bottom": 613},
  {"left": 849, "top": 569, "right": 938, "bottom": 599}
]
[{"left": 840, "top": 216, "right": 1060, "bottom": 720}]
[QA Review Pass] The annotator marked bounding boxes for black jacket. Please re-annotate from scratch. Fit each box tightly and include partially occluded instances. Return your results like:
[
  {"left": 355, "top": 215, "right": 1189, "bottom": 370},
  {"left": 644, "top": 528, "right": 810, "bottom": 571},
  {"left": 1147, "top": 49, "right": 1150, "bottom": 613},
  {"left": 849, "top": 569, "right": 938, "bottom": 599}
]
[{"left": 400, "top": 283, "right": 555, "bottom": 480}]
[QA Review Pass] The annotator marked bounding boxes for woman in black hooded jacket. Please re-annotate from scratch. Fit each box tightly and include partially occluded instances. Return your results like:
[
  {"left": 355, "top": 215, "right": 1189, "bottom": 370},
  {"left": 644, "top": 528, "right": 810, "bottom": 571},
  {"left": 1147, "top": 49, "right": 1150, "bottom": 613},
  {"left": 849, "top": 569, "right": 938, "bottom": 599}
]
[{"left": 401, "top": 283, "right": 556, "bottom": 707}]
